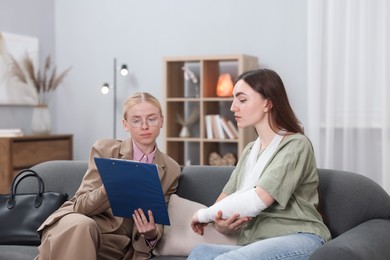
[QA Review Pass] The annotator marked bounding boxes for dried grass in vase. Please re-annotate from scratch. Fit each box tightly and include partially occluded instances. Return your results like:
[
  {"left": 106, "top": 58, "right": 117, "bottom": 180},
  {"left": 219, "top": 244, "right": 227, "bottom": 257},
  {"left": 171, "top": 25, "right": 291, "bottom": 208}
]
[
  {"left": 10, "top": 53, "right": 71, "bottom": 106},
  {"left": 176, "top": 109, "right": 199, "bottom": 127},
  {"left": 176, "top": 110, "right": 199, "bottom": 138}
]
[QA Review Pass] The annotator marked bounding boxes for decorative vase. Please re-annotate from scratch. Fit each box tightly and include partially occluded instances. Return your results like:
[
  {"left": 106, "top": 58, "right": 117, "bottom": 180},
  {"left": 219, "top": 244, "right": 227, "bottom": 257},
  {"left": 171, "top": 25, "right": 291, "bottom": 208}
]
[
  {"left": 179, "top": 126, "right": 191, "bottom": 138},
  {"left": 31, "top": 105, "right": 51, "bottom": 134}
]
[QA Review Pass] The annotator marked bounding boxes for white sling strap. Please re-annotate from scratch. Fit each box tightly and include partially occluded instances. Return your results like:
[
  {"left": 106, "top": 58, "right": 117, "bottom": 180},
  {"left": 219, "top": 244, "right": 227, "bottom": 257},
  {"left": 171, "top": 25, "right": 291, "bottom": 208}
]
[{"left": 239, "top": 133, "right": 284, "bottom": 191}]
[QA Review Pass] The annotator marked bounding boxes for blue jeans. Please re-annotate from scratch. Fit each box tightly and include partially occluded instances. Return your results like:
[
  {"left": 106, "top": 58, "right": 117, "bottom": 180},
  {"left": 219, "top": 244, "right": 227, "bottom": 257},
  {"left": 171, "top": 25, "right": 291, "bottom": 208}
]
[{"left": 187, "top": 233, "right": 325, "bottom": 260}]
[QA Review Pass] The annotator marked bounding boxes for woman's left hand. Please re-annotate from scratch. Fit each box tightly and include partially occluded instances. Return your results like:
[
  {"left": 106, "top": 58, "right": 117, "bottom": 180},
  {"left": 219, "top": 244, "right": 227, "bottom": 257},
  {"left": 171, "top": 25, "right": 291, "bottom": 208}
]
[
  {"left": 214, "top": 210, "right": 251, "bottom": 235},
  {"left": 133, "top": 208, "right": 158, "bottom": 240}
]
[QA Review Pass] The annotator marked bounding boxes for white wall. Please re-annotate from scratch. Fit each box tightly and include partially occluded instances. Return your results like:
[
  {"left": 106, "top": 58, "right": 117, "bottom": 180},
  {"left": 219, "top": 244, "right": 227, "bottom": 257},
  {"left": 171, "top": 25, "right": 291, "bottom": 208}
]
[{"left": 1, "top": 0, "right": 307, "bottom": 161}]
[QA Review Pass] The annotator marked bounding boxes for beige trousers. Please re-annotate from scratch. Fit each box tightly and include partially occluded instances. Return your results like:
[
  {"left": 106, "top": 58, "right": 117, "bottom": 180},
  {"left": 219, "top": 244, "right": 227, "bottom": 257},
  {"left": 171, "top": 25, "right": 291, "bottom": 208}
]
[{"left": 35, "top": 213, "right": 131, "bottom": 260}]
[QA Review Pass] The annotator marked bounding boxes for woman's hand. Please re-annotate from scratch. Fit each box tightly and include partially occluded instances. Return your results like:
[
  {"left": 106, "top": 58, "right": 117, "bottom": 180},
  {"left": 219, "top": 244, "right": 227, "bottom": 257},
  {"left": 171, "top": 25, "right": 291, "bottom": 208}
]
[
  {"left": 214, "top": 210, "right": 251, "bottom": 235},
  {"left": 133, "top": 208, "right": 158, "bottom": 240},
  {"left": 191, "top": 211, "right": 208, "bottom": 235}
]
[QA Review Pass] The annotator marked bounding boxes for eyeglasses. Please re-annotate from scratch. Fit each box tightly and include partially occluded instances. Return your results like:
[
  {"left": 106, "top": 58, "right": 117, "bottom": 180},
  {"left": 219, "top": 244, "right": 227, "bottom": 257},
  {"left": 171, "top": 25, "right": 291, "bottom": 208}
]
[{"left": 125, "top": 116, "right": 160, "bottom": 128}]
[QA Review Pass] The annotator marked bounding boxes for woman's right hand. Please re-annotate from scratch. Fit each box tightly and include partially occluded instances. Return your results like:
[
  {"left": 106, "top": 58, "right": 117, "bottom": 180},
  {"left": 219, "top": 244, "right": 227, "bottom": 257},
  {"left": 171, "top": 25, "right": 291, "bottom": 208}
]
[
  {"left": 214, "top": 210, "right": 251, "bottom": 235},
  {"left": 191, "top": 211, "right": 208, "bottom": 235}
]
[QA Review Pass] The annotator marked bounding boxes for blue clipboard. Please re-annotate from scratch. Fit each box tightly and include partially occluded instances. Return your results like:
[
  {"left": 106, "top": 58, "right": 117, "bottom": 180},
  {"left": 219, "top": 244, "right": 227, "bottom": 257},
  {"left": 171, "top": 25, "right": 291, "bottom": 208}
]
[{"left": 94, "top": 157, "right": 170, "bottom": 225}]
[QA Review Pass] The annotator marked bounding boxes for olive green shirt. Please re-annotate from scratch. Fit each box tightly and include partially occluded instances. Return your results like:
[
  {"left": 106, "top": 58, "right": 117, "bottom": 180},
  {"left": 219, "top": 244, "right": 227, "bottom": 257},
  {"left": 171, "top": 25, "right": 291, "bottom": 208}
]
[{"left": 223, "top": 133, "right": 331, "bottom": 245}]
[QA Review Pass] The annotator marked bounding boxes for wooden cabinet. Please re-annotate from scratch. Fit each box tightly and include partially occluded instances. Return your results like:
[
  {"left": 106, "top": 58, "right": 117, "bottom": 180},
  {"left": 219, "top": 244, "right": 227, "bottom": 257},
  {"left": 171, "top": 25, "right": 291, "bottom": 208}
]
[
  {"left": 164, "top": 55, "right": 258, "bottom": 166},
  {"left": 0, "top": 134, "right": 73, "bottom": 193}
]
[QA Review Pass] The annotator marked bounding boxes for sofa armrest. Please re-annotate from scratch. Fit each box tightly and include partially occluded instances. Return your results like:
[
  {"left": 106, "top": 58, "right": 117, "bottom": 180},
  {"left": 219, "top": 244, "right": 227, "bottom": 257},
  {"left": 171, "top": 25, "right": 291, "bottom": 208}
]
[{"left": 310, "top": 218, "right": 390, "bottom": 260}]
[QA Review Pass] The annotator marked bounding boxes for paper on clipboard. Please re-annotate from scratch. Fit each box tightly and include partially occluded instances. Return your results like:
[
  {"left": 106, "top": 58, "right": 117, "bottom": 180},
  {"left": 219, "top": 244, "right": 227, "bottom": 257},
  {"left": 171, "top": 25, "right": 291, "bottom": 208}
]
[{"left": 94, "top": 157, "right": 170, "bottom": 225}]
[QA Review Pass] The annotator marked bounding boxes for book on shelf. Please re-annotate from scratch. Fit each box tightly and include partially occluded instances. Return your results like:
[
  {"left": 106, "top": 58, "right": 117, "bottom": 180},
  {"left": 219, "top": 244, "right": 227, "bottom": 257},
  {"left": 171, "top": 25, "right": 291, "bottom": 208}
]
[
  {"left": 210, "top": 115, "right": 219, "bottom": 139},
  {"left": 204, "top": 115, "right": 239, "bottom": 140},
  {"left": 206, "top": 114, "right": 227, "bottom": 139},
  {"left": 0, "top": 128, "right": 23, "bottom": 137},
  {"left": 220, "top": 117, "right": 237, "bottom": 139},
  {"left": 204, "top": 115, "right": 214, "bottom": 139},
  {"left": 214, "top": 115, "right": 226, "bottom": 139},
  {"left": 227, "top": 120, "right": 239, "bottom": 137}
]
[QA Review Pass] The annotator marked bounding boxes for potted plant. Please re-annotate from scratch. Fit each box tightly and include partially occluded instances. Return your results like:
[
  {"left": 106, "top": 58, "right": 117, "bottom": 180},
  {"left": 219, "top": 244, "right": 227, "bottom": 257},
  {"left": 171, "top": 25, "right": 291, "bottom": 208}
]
[{"left": 11, "top": 54, "right": 71, "bottom": 134}]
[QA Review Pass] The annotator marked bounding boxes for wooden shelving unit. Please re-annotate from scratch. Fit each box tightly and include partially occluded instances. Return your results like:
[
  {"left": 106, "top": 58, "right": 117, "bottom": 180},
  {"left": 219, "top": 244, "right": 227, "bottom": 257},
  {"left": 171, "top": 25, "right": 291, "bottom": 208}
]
[{"left": 164, "top": 55, "right": 259, "bottom": 166}]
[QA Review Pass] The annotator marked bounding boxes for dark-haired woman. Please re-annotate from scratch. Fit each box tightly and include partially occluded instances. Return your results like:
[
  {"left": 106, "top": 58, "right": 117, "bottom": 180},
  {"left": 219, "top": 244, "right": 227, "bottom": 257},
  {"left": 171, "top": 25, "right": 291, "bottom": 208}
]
[{"left": 188, "top": 69, "right": 331, "bottom": 260}]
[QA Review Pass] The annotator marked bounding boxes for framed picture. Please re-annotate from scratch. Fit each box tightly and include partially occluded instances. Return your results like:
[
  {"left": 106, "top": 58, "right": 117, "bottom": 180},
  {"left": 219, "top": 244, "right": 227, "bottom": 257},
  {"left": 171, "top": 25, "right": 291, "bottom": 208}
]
[{"left": 0, "top": 32, "right": 39, "bottom": 105}]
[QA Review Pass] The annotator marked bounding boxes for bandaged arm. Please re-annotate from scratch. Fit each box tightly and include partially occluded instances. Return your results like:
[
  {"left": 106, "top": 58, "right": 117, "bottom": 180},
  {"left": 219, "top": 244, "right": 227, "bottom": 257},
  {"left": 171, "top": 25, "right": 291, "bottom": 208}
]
[{"left": 197, "top": 188, "right": 267, "bottom": 223}]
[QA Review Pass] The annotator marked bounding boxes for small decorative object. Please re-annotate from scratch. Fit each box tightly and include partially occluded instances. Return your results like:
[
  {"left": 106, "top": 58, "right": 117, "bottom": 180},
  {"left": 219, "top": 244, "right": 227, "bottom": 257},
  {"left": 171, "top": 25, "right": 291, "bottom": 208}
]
[
  {"left": 216, "top": 73, "right": 234, "bottom": 97},
  {"left": 182, "top": 66, "right": 198, "bottom": 84},
  {"left": 31, "top": 105, "right": 51, "bottom": 134},
  {"left": 11, "top": 53, "right": 71, "bottom": 134},
  {"left": 176, "top": 110, "right": 199, "bottom": 138},
  {"left": 209, "top": 152, "right": 237, "bottom": 166},
  {"left": 0, "top": 128, "right": 23, "bottom": 137},
  {"left": 182, "top": 66, "right": 199, "bottom": 97}
]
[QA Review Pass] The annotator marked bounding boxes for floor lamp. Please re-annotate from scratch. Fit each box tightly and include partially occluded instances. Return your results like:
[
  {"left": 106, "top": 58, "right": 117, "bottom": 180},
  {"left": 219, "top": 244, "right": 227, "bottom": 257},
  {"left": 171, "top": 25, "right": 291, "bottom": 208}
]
[{"left": 101, "top": 58, "right": 128, "bottom": 139}]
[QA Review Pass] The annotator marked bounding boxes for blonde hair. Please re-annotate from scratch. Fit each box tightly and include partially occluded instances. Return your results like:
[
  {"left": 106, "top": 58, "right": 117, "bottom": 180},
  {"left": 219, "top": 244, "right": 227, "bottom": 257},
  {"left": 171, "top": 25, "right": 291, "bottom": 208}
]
[{"left": 123, "top": 92, "right": 163, "bottom": 120}]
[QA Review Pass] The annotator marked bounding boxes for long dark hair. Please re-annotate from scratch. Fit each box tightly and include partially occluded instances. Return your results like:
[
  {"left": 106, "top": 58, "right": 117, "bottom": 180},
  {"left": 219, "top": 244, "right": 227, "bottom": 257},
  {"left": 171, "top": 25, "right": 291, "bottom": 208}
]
[{"left": 235, "top": 69, "right": 304, "bottom": 134}]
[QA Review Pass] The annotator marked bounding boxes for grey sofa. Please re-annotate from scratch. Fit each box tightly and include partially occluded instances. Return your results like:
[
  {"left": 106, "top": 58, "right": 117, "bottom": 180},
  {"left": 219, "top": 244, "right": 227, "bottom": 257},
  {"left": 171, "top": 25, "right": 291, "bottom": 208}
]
[{"left": 1, "top": 160, "right": 390, "bottom": 260}]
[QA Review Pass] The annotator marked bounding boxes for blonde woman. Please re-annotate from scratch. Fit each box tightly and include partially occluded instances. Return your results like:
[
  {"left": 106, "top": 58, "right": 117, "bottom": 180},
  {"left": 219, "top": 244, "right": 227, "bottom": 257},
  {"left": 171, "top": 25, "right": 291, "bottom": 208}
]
[{"left": 36, "top": 92, "right": 180, "bottom": 260}]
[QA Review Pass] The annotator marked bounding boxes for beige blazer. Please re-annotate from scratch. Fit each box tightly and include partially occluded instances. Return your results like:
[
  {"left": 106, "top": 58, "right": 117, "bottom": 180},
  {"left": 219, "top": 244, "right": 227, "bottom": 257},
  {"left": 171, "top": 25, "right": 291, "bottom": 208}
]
[{"left": 37, "top": 138, "right": 181, "bottom": 259}]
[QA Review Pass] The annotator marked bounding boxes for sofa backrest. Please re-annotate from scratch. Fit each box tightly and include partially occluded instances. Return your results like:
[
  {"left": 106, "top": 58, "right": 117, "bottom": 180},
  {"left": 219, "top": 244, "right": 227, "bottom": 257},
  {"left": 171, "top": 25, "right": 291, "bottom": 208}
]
[
  {"left": 317, "top": 168, "right": 390, "bottom": 238},
  {"left": 20, "top": 160, "right": 390, "bottom": 240},
  {"left": 176, "top": 166, "right": 390, "bottom": 239},
  {"left": 18, "top": 160, "right": 87, "bottom": 198},
  {"left": 176, "top": 165, "right": 234, "bottom": 207}
]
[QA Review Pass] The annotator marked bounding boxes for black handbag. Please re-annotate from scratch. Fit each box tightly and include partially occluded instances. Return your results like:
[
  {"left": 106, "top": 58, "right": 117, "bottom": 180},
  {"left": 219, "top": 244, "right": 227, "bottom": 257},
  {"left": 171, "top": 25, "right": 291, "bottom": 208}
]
[{"left": 0, "top": 169, "right": 68, "bottom": 245}]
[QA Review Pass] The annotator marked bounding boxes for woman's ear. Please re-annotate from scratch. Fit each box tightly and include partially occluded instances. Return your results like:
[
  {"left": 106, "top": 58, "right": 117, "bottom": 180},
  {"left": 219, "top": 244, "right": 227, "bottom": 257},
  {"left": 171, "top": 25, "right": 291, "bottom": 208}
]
[
  {"left": 264, "top": 99, "right": 273, "bottom": 112},
  {"left": 122, "top": 118, "right": 130, "bottom": 132}
]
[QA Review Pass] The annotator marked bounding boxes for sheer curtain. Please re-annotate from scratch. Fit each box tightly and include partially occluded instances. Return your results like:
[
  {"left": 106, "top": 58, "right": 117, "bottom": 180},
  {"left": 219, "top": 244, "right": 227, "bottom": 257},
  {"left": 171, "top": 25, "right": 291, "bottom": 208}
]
[{"left": 307, "top": 0, "right": 390, "bottom": 193}]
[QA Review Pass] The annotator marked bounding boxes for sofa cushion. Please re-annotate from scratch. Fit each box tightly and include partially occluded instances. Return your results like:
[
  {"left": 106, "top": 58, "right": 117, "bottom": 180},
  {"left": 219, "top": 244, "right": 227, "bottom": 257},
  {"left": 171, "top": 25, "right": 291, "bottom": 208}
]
[
  {"left": 153, "top": 194, "right": 237, "bottom": 256},
  {"left": 0, "top": 245, "right": 38, "bottom": 260},
  {"left": 310, "top": 218, "right": 390, "bottom": 260}
]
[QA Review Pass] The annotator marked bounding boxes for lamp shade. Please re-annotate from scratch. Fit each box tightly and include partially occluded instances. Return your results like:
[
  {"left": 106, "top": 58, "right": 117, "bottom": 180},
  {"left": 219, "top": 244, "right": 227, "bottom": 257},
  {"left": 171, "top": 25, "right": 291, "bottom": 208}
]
[
  {"left": 120, "top": 65, "right": 128, "bottom": 76},
  {"left": 216, "top": 73, "right": 234, "bottom": 97},
  {"left": 101, "top": 83, "right": 110, "bottom": 94}
]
